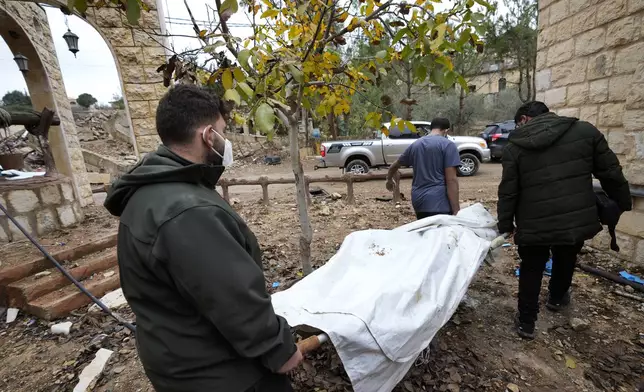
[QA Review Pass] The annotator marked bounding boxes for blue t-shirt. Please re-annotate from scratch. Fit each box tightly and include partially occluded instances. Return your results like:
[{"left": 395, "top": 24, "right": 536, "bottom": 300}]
[{"left": 398, "top": 135, "right": 461, "bottom": 213}]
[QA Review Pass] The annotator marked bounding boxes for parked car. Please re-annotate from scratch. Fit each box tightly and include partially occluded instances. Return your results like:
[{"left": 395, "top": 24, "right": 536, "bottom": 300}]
[
  {"left": 316, "top": 121, "right": 491, "bottom": 177},
  {"left": 479, "top": 120, "right": 516, "bottom": 160}
]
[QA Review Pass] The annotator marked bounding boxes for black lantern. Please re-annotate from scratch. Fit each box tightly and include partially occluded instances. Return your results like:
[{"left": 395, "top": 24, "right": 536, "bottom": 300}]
[
  {"left": 63, "top": 29, "right": 79, "bottom": 57},
  {"left": 13, "top": 53, "right": 28, "bottom": 73}
]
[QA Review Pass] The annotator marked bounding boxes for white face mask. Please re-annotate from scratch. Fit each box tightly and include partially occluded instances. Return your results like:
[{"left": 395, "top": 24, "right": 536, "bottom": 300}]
[{"left": 203, "top": 128, "right": 234, "bottom": 167}]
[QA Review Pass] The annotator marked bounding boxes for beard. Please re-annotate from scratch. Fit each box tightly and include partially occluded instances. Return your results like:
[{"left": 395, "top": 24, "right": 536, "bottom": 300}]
[{"left": 205, "top": 148, "right": 223, "bottom": 166}]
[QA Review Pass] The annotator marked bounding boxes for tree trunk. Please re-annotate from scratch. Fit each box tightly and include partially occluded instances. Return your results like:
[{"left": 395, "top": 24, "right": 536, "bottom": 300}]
[
  {"left": 328, "top": 112, "right": 338, "bottom": 140},
  {"left": 283, "top": 112, "right": 313, "bottom": 275},
  {"left": 405, "top": 63, "right": 413, "bottom": 121},
  {"left": 457, "top": 87, "right": 466, "bottom": 135}
]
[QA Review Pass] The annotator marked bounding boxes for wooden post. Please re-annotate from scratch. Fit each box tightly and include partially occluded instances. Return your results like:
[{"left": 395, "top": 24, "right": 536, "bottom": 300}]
[
  {"left": 221, "top": 183, "right": 230, "bottom": 203},
  {"left": 30, "top": 108, "right": 57, "bottom": 175},
  {"left": 346, "top": 174, "right": 355, "bottom": 205},
  {"left": 393, "top": 171, "right": 401, "bottom": 203},
  {"left": 260, "top": 176, "right": 270, "bottom": 205}
]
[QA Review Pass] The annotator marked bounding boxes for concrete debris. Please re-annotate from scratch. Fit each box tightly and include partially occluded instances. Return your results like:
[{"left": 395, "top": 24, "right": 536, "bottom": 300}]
[
  {"left": 89, "top": 288, "right": 128, "bottom": 313},
  {"left": 51, "top": 321, "right": 73, "bottom": 335},
  {"left": 331, "top": 192, "right": 342, "bottom": 200},
  {"left": 318, "top": 206, "right": 332, "bottom": 216},
  {"left": 5, "top": 308, "right": 19, "bottom": 323},
  {"left": 34, "top": 271, "right": 52, "bottom": 279},
  {"left": 73, "top": 348, "right": 114, "bottom": 392},
  {"left": 570, "top": 318, "right": 590, "bottom": 332}
]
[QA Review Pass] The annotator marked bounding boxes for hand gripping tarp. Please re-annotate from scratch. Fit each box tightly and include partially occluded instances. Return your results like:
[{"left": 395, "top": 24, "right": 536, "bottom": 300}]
[{"left": 272, "top": 203, "right": 498, "bottom": 392}]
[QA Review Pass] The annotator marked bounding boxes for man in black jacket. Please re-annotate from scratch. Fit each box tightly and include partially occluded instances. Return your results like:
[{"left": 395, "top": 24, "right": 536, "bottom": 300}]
[
  {"left": 104, "top": 84, "right": 302, "bottom": 391},
  {"left": 497, "top": 101, "right": 631, "bottom": 340}
]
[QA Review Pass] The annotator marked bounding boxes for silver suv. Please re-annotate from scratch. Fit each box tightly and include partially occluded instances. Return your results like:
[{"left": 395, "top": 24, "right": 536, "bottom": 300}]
[{"left": 316, "top": 121, "right": 491, "bottom": 176}]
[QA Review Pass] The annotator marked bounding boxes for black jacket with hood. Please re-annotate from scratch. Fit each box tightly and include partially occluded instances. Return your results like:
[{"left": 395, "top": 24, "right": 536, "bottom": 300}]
[
  {"left": 104, "top": 145, "right": 296, "bottom": 392},
  {"left": 497, "top": 112, "right": 631, "bottom": 246}
]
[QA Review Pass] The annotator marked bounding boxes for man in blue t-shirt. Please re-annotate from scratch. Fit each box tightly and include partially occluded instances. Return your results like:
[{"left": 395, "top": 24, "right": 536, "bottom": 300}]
[{"left": 385, "top": 118, "right": 461, "bottom": 219}]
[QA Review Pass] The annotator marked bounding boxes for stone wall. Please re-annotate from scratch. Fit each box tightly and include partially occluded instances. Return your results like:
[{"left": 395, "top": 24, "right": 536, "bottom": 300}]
[
  {"left": 536, "top": 0, "right": 644, "bottom": 266},
  {"left": 0, "top": 178, "right": 84, "bottom": 243},
  {"left": 1, "top": 1, "right": 93, "bottom": 206}
]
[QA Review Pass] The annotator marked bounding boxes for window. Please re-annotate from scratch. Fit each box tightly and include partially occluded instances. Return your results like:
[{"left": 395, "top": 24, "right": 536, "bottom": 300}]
[
  {"left": 499, "top": 78, "right": 507, "bottom": 91},
  {"left": 388, "top": 125, "right": 421, "bottom": 139},
  {"left": 468, "top": 85, "right": 477, "bottom": 93}
]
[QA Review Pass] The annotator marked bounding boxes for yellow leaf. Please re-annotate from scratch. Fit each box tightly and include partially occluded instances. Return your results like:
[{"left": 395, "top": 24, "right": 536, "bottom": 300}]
[
  {"left": 223, "top": 89, "right": 241, "bottom": 105},
  {"left": 199, "top": 30, "right": 207, "bottom": 38},
  {"left": 431, "top": 23, "right": 448, "bottom": 51},
  {"left": 261, "top": 9, "right": 280, "bottom": 18},
  {"left": 222, "top": 69, "right": 234, "bottom": 90},
  {"left": 233, "top": 67, "right": 245, "bottom": 82},
  {"left": 565, "top": 355, "right": 577, "bottom": 369}
]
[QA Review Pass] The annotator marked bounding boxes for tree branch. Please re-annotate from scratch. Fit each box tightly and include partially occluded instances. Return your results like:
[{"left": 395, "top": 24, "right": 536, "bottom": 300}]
[
  {"left": 322, "top": 0, "right": 394, "bottom": 48},
  {"left": 213, "top": 0, "right": 239, "bottom": 57}
]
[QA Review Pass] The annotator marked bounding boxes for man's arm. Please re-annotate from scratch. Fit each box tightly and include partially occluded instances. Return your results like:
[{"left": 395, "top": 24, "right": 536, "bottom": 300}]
[
  {"left": 445, "top": 166, "right": 460, "bottom": 215},
  {"left": 153, "top": 205, "right": 300, "bottom": 373},
  {"left": 592, "top": 129, "right": 632, "bottom": 211},
  {"left": 497, "top": 146, "right": 519, "bottom": 234}
]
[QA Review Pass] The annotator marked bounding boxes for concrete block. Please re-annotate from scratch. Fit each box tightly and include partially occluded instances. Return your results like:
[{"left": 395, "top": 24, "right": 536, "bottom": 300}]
[
  {"left": 57, "top": 205, "right": 77, "bottom": 228},
  {"left": 61, "top": 182, "right": 75, "bottom": 202}
]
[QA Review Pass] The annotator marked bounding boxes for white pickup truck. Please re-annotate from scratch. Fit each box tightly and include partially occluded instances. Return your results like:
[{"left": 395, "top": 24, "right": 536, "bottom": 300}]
[{"left": 315, "top": 121, "right": 491, "bottom": 176}]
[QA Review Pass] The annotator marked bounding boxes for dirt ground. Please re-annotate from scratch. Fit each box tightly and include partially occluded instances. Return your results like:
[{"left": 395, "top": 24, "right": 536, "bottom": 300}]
[{"left": 1, "top": 161, "right": 643, "bottom": 392}]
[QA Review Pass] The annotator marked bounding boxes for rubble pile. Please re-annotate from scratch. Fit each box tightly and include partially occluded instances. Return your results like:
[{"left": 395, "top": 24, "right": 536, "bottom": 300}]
[
  {"left": 74, "top": 110, "right": 121, "bottom": 143},
  {"left": 0, "top": 128, "right": 45, "bottom": 170}
]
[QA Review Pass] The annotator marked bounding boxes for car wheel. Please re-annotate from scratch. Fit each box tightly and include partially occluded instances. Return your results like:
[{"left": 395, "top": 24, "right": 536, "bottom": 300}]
[
  {"left": 345, "top": 159, "right": 370, "bottom": 174},
  {"left": 458, "top": 153, "right": 480, "bottom": 177}
]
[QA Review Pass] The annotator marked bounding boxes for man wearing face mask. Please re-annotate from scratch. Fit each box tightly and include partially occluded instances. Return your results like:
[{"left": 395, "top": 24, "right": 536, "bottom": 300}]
[
  {"left": 385, "top": 117, "right": 461, "bottom": 219},
  {"left": 104, "top": 84, "right": 302, "bottom": 391}
]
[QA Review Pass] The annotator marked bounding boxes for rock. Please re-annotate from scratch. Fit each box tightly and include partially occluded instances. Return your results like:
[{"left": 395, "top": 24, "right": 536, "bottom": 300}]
[
  {"left": 231, "top": 198, "right": 241, "bottom": 205},
  {"left": 6, "top": 308, "right": 19, "bottom": 323},
  {"left": 34, "top": 271, "right": 52, "bottom": 279},
  {"left": 570, "top": 318, "right": 590, "bottom": 332},
  {"left": 51, "top": 321, "right": 73, "bottom": 335},
  {"left": 506, "top": 383, "right": 520, "bottom": 392},
  {"left": 73, "top": 348, "right": 113, "bottom": 392},
  {"left": 89, "top": 334, "right": 108, "bottom": 349},
  {"left": 319, "top": 206, "right": 332, "bottom": 216},
  {"left": 331, "top": 192, "right": 342, "bottom": 200},
  {"left": 112, "top": 366, "right": 126, "bottom": 374},
  {"left": 624, "top": 285, "right": 635, "bottom": 293}
]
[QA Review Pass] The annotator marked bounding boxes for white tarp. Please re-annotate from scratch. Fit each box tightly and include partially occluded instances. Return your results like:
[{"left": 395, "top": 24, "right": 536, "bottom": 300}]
[{"left": 272, "top": 203, "right": 498, "bottom": 392}]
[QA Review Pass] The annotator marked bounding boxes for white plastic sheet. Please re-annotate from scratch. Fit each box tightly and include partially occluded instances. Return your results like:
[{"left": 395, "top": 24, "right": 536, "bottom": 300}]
[{"left": 272, "top": 203, "right": 498, "bottom": 392}]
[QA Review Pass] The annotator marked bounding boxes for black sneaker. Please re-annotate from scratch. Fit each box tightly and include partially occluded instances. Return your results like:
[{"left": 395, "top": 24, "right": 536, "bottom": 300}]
[
  {"left": 546, "top": 290, "right": 571, "bottom": 312},
  {"left": 514, "top": 313, "right": 536, "bottom": 340}
]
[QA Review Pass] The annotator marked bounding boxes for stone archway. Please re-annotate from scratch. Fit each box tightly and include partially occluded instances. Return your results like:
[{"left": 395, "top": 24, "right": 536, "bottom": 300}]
[{"left": 0, "top": 1, "right": 93, "bottom": 206}]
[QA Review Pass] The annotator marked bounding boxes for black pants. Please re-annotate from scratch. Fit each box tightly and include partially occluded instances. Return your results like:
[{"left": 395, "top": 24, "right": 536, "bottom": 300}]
[
  {"left": 245, "top": 373, "right": 293, "bottom": 392},
  {"left": 517, "top": 243, "right": 583, "bottom": 323},
  {"left": 415, "top": 211, "right": 441, "bottom": 220}
]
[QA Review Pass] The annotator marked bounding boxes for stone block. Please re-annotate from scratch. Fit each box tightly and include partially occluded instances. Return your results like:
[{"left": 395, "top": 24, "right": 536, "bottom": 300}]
[
  {"left": 605, "top": 15, "right": 641, "bottom": 47},
  {"left": 132, "top": 29, "right": 159, "bottom": 47},
  {"left": 547, "top": 39, "right": 574, "bottom": 66},
  {"left": 630, "top": 0, "right": 644, "bottom": 12},
  {"left": 617, "top": 210, "right": 644, "bottom": 237},
  {"left": 536, "top": 92, "right": 546, "bottom": 102},
  {"left": 0, "top": 194, "right": 5, "bottom": 216},
  {"left": 93, "top": 7, "right": 123, "bottom": 28},
  {"left": 61, "top": 182, "right": 75, "bottom": 202},
  {"left": 598, "top": 103, "right": 625, "bottom": 126},
  {"left": 566, "top": 83, "right": 589, "bottom": 106},
  {"left": 589, "top": 79, "right": 609, "bottom": 103},
  {"left": 608, "top": 129, "right": 627, "bottom": 154},
  {"left": 114, "top": 47, "right": 144, "bottom": 65},
  {"left": 144, "top": 66, "right": 164, "bottom": 83},
  {"left": 624, "top": 109, "right": 644, "bottom": 131},
  {"left": 538, "top": 24, "right": 560, "bottom": 48},
  {"left": 614, "top": 231, "right": 636, "bottom": 259},
  {"left": 136, "top": 135, "right": 161, "bottom": 153},
  {"left": 142, "top": 47, "right": 167, "bottom": 66},
  {"left": 570, "top": 0, "right": 594, "bottom": 10},
  {"left": 548, "top": 0, "right": 569, "bottom": 24},
  {"left": 8, "top": 190, "right": 39, "bottom": 214},
  {"left": 615, "top": 42, "right": 644, "bottom": 75},
  {"left": 57, "top": 205, "right": 77, "bottom": 228},
  {"left": 545, "top": 87, "right": 567, "bottom": 107},
  {"left": 571, "top": 6, "right": 597, "bottom": 35},
  {"left": 536, "top": 69, "right": 552, "bottom": 92},
  {"left": 557, "top": 107, "right": 580, "bottom": 118},
  {"left": 635, "top": 64, "right": 644, "bottom": 84},
  {"left": 39, "top": 185, "right": 62, "bottom": 205},
  {"left": 624, "top": 160, "right": 644, "bottom": 185},
  {"left": 635, "top": 240, "right": 644, "bottom": 266},
  {"left": 102, "top": 27, "right": 135, "bottom": 47},
  {"left": 540, "top": 0, "right": 558, "bottom": 10},
  {"left": 551, "top": 58, "right": 588, "bottom": 87},
  {"left": 72, "top": 201, "right": 85, "bottom": 222},
  {"left": 0, "top": 222, "right": 8, "bottom": 242},
  {"left": 608, "top": 75, "right": 633, "bottom": 101},
  {"left": 634, "top": 196, "right": 644, "bottom": 211},
  {"left": 537, "top": 51, "right": 547, "bottom": 69},
  {"left": 538, "top": 7, "right": 550, "bottom": 29},
  {"left": 579, "top": 105, "right": 599, "bottom": 124},
  {"left": 120, "top": 64, "right": 147, "bottom": 84},
  {"left": 587, "top": 51, "right": 615, "bottom": 80},
  {"left": 148, "top": 99, "right": 160, "bottom": 113},
  {"left": 128, "top": 100, "right": 152, "bottom": 119},
  {"left": 574, "top": 27, "right": 605, "bottom": 57},
  {"left": 36, "top": 208, "right": 59, "bottom": 235},
  {"left": 132, "top": 117, "right": 157, "bottom": 137},
  {"left": 596, "top": 0, "right": 628, "bottom": 25},
  {"left": 125, "top": 83, "right": 157, "bottom": 101},
  {"left": 155, "top": 84, "right": 169, "bottom": 100},
  {"left": 626, "top": 83, "right": 644, "bottom": 109},
  {"left": 9, "top": 215, "right": 33, "bottom": 239},
  {"left": 139, "top": 9, "right": 161, "bottom": 29}
]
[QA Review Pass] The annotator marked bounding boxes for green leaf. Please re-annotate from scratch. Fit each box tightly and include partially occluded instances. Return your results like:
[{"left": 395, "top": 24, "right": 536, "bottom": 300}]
[
  {"left": 238, "top": 49, "right": 252, "bottom": 68},
  {"left": 379, "top": 68, "right": 388, "bottom": 77},
  {"left": 297, "top": 2, "right": 309, "bottom": 16},
  {"left": 222, "top": 69, "right": 234, "bottom": 90},
  {"left": 414, "top": 64, "right": 427, "bottom": 82},
  {"left": 221, "top": 0, "right": 239, "bottom": 14},
  {"left": 287, "top": 64, "right": 303, "bottom": 83},
  {"left": 126, "top": 0, "right": 141, "bottom": 25},
  {"left": 255, "top": 103, "right": 276, "bottom": 134},
  {"left": 233, "top": 67, "right": 245, "bottom": 82},
  {"left": 237, "top": 82, "right": 254, "bottom": 99},
  {"left": 204, "top": 41, "right": 227, "bottom": 53},
  {"left": 444, "top": 70, "right": 456, "bottom": 89},
  {"left": 405, "top": 121, "right": 417, "bottom": 133},
  {"left": 223, "top": 89, "right": 241, "bottom": 105},
  {"left": 375, "top": 50, "right": 387, "bottom": 59},
  {"left": 393, "top": 28, "right": 409, "bottom": 45},
  {"left": 261, "top": 9, "right": 280, "bottom": 18},
  {"left": 74, "top": 0, "right": 88, "bottom": 13}
]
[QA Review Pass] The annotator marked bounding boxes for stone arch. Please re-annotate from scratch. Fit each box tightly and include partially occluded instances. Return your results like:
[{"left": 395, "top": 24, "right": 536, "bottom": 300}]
[
  {"left": 0, "top": 0, "right": 93, "bottom": 206},
  {"left": 16, "top": 0, "right": 169, "bottom": 154}
]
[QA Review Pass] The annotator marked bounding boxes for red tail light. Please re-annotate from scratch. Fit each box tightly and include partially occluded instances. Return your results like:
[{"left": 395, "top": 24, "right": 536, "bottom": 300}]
[
  {"left": 320, "top": 144, "right": 326, "bottom": 157},
  {"left": 491, "top": 133, "right": 501, "bottom": 142}
]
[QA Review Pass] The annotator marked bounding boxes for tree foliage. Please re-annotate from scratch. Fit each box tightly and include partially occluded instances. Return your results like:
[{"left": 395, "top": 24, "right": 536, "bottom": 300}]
[
  {"left": 77, "top": 93, "right": 98, "bottom": 108},
  {"left": 1, "top": 90, "right": 32, "bottom": 109}
]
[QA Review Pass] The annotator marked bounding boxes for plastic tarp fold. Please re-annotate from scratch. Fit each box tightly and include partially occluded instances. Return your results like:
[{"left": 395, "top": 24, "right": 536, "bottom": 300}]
[{"left": 272, "top": 203, "right": 498, "bottom": 392}]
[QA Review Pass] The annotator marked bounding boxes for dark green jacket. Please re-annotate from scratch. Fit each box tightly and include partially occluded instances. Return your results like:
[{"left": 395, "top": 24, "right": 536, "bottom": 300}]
[
  {"left": 497, "top": 113, "right": 631, "bottom": 246},
  {"left": 104, "top": 146, "right": 296, "bottom": 392}
]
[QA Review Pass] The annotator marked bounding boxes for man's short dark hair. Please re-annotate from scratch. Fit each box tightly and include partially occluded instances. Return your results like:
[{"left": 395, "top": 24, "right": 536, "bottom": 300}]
[
  {"left": 430, "top": 117, "right": 450, "bottom": 130},
  {"left": 155, "top": 84, "right": 231, "bottom": 146},
  {"left": 514, "top": 101, "right": 550, "bottom": 124}
]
